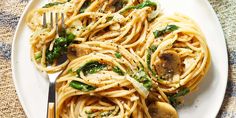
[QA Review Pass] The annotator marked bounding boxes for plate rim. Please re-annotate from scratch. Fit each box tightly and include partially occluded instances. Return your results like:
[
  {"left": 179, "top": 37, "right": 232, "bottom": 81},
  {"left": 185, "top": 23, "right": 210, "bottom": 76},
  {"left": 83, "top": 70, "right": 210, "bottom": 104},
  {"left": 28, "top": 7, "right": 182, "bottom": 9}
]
[
  {"left": 11, "top": 0, "right": 35, "bottom": 117},
  {"left": 201, "top": 0, "right": 228, "bottom": 117},
  {"left": 11, "top": 0, "right": 229, "bottom": 117}
]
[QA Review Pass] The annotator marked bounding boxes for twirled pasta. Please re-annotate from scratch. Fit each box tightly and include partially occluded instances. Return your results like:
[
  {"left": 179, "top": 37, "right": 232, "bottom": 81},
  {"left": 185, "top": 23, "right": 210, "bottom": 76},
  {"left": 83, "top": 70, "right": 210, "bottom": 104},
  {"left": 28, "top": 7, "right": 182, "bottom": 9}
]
[
  {"left": 144, "top": 14, "right": 210, "bottom": 95},
  {"left": 27, "top": 0, "right": 158, "bottom": 73},
  {"left": 56, "top": 42, "right": 154, "bottom": 118},
  {"left": 27, "top": 0, "right": 210, "bottom": 117}
]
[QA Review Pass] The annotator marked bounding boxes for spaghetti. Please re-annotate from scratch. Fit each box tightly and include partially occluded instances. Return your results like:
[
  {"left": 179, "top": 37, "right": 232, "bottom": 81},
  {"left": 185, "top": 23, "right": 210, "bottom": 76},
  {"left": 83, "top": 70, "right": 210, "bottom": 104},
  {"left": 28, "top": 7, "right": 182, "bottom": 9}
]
[{"left": 27, "top": 0, "right": 210, "bottom": 117}]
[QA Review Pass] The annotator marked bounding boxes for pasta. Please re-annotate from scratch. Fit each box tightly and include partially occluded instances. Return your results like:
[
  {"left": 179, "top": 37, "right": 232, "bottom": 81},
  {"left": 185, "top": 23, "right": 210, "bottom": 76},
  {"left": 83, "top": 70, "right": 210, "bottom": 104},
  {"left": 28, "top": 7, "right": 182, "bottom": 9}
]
[
  {"left": 57, "top": 42, "right": 153, "bottom": 117},
  {"left": 27, "top": 0, "right": 210, "bottom": 117}
]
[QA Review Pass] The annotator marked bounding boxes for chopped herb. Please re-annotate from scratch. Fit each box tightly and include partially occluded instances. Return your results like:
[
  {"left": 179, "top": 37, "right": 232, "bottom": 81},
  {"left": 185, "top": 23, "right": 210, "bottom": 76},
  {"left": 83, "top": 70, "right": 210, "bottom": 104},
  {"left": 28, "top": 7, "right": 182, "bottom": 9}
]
[
  {"left": 113, "top": 66, "right": 124, "bottom": 75},
  {"left": 76, "top": 61, "right": 107, "bottom": 77},
  {"left": 67, "top": 68, "right": 73, "bottom": 73},
  {"left": 101, "top": 111, "right": 112, "bottom": 117},
  {"left": 168, "top": 87, "right": 190, "bottom": 107},
  {"left": 42, "top": 2, "right": 63, "bottom": 8},
  {"left": 67, "top": 0, "right": 71, "bottom": 2},
  {"left": 69, "top": 80, "right": 96, "bottom": 92},
  {"left": 122, "top": 0, "right": 156, "bottom": 13},
  {"left": 149, "top": 45, "right": 157, "bottom": 53},
  {"left": 153, "top": 25, "right": 179, "bottom": 38},
  {"left": 34, "top": 52, "right": 42, "bottom": 60},
  {"left": 79, "top": 1, "right": 92, "bottom": 13},
  {"left": 115, "top": 52, "right": 122, "bottom": 58},
  {"left": 106, "top": 16, "right": 113, "bottom": 21},
  {"left": 133, "top": 69, "right": 152, "bottom": 90},
  {"left": 146, "top": 52, "right": 151, "bottom": 69},
  {"left": 46, "top": 32, "right": 76, "bottom": 64}
]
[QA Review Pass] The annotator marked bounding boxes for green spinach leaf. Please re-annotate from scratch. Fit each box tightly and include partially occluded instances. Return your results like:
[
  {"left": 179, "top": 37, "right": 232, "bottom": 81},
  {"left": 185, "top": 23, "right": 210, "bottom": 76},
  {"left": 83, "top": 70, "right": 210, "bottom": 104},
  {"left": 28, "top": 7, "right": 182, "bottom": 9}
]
[
  {"left": 46, "top": 33, "right": 76, "bottom": 64},
  {"left": 147, "top": 45, "right": 157, "bottom": 75},
  {"left": 69, "top": 80, "right": 96, "bottom": 92},
  {"left": 133, "top": 69, "right": 152, "bottom": 90},
  {"left": 122, "top": 0, "right": 156, "bottom": 13},
  {"left": 153, "top": 25, "right": 179, "bottom": 38},
  {"left": 35, "top": 52, "right": 42, "bottom": 60},
  {"left": 168, "top": 87, "right": 190, "bottom": 107},
  {"left": 42, "top": 2, "right": 63, "bottom": 8},
  {"left": 76, "top": 61, "right": 107, "bottom": 77}
]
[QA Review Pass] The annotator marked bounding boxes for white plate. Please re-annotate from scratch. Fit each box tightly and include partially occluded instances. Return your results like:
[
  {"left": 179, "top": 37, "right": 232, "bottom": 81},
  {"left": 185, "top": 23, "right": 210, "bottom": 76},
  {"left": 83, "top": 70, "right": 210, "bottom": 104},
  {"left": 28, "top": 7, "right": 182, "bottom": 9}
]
[{"left": 11, "top": 0, "right": 228, "bottom": 118}]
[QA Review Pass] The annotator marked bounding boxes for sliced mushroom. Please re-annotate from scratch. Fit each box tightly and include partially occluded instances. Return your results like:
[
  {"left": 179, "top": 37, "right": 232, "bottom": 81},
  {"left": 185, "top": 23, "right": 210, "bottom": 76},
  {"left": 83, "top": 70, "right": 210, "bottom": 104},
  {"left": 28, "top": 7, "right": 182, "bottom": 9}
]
[
  {"left": 108, "top": 0, "right": 124, "bottom": 12},
  {"left": 155, "top": 50, "right": 181, "bottom": 80},
  {"left": 148, "top": 102, "right": 178, "bottom": 118},
  {"left": 67, "top": 44, "right": 92, "bottom": 60}
]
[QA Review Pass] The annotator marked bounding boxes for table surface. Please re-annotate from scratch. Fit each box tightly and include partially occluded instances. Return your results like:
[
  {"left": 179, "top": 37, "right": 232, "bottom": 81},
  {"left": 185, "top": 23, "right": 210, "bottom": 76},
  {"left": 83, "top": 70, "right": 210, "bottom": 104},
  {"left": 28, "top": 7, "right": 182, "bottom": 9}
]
[{"left": 0, "top": 0, "right": 235, "bottom": 117}]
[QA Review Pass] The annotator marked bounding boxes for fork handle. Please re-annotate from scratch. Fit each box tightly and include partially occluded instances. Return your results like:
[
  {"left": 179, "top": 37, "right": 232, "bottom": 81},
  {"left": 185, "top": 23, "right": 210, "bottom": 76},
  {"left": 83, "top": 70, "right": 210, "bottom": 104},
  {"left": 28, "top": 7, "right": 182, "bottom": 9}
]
[
  {"left": 47, "top": 82, "right": 56, "bottom": 118},
  {"left": 47, "top": 103, "right": 55, "bottom": 118}
]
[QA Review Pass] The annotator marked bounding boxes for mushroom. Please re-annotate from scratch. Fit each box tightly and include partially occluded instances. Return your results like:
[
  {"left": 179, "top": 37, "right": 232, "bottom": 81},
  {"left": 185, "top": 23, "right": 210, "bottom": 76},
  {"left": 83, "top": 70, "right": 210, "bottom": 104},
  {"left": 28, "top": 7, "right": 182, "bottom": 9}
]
[
  {"left": 67, "top": 44, "right": 92, "bottom": 61},
  {"left": 148, "top": 102, "right": 178, "bottom": 118},
  {"left": 108, "top": 0, "right": 124, "bottom": 12},
  {"left": 155, "top": 50, "right": 181, "bottom": 80}
]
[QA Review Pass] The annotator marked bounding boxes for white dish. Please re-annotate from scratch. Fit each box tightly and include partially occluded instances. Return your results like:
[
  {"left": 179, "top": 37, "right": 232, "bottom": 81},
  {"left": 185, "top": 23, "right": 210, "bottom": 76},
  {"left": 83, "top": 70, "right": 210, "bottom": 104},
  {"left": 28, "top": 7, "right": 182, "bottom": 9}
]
[{"left": 11, "top": 0, "right": 228, "bottom": 118}]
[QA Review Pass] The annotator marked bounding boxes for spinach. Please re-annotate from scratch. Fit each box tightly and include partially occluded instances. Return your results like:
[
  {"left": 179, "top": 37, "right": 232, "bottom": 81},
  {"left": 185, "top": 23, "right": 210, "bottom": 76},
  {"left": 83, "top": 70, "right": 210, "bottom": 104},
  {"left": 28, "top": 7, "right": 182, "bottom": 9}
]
[
  {"left": 42, "top": 2, "right": 63, "bottom": 8},
  {"left": 46, "top": 45, "right": 66, "bottom": 64},
  {"left": 147, "top": 45, "right": 157, "bottom": 75},
  {"left": 153, "top": 25, "right": 179, "bottom": 38},
  {"left": 79, "top": 1, "right": 92, "bottom": 13},
  {"left": 54, "top": 37, "right": 68, "bottom": 46},
  {"left": 112, "top": 66, "right": 124, "bottom": 75},
  {"left": 115, "top": 52, "right": 122, "bottom": 58},
  {"left": 146, "top": 45, "right": 163, "bottom": 81},
  {"left": 168, "top": 87, "right": 190, "bottom": 107},
  {"left": 165, "top": 25, "right": 179, "bottom": 32},
  {"left": 69, "top": 80, "right": 96, "bottom": 92},
  {"left": 134, "top": 0, "right": 156, "bottom": 9},
  {"left": 133, "top": 69, "right": 152, "bottom": 90},
  {"left": 46, "top": 33, "right": 76, "bottom": 64},
  {"left": 122, "top": 0, "right": 156, "bottom": 13},
  {"left": 67, "top": 33, "right": 76, "bottom": 40},
  {"left": 76, "top": 61, "right": 107, "bottom": 77},
  {"left": 34, "top": 52, "right": 42, "bottom": 60}
]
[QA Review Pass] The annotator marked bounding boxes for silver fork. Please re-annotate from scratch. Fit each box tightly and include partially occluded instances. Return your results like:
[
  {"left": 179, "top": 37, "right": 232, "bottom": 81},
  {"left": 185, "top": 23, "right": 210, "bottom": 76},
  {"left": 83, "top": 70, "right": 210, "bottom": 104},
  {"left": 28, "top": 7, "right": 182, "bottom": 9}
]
[{"left": 43, "top": 12, "right": 65, "bottom": 118}]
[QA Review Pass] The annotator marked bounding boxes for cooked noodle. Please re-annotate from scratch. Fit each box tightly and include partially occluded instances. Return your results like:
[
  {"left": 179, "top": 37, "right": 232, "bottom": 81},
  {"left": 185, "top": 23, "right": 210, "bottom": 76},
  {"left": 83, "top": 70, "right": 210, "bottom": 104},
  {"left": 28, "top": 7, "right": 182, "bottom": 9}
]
[{"left": 27, "top": 0, "right": 210, "bottom": 117}]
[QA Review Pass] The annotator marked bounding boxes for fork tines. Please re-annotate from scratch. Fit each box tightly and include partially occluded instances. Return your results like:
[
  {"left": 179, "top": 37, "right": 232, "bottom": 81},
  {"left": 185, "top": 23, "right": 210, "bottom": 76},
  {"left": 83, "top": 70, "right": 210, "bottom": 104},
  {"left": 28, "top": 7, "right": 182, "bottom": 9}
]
[{"left": 42, "top": 12, "right": 65, "bottom": 34}]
